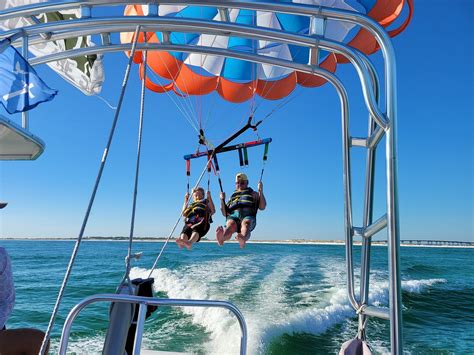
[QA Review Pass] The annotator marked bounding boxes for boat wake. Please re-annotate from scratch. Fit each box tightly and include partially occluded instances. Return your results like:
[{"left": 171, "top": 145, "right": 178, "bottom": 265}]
[{"left": 126, "top": 255, "right": 447, "bottom": 354}]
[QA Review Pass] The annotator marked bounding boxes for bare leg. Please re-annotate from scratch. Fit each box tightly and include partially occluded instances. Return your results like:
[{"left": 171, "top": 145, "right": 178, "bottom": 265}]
[
  {"left": 216, "top": 226, "right": 225, "bottom": 246},
  {"left": 0, "top": 328, "right": 50, "bottom": 354},
  {"left": 176, "top": 233, "right": 191, "bottom": 249},
  {"left": 223, "top": 220, "right": 237, "bottom": 241},
  {"left": 216, "top": 220, "right": 237, "bottom": 246},
  {"left": 187, "top": 231, "right": 201, "bottom": 250},
  {"left": 236, "top": 220, "right": 252, "bottom": 249}
]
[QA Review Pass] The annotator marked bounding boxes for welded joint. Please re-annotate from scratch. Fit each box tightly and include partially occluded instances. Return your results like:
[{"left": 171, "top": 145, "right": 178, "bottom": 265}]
[
  {"left": 80, "top": 5, "right": 91, "bottom": 19},
  {"left": 28, "top": 16, "right": 52, "bottom": 40},
  {"left": 352, "top": 227, "right": 364, "bottom": 238},
  {"left": 218, "top": 8, "right": 230, "bottom": 22},
  {"left": 161, "top": 31, "right": 170, "bottom": 44},
  {"left": 364, "top": 214, "right": 387, "bottom": 238},
  {"left": 101, "top": 32, "right": 111, "bottom": 46},
  {"left": 308, "top": 16, "right": 325, "bottom": 66},
  {"left": 352, "top": 214, "right": 388, "bottom": 239},
  {"left": 367, "top": 125, "right": 385, "bottom": 149},
  {"left": 350, "top": 137, "right": 368, "bottom": 147},
  {"left": 362, "top": 305, "right": 390, "bottom": 320},
  {"left": 308, "top": 43, "right": 319, "bottom": 66},
  {"left": 310, "top": 15, "right": 326, "bottom": 36},
  {"left": 148, "top": 4, "right": 158, "bottom": 16},
  {"left": 375, "top": 113, "right": 390, "bottom": 131}
]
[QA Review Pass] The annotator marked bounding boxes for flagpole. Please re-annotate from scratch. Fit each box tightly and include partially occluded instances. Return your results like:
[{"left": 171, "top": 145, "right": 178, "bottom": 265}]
[{"left": 22, "top": 34, "right": 29, "bottom": 130}]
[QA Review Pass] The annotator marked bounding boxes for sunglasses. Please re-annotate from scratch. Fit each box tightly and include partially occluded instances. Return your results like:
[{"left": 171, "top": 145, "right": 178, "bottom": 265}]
[{"left": 235, "top": 180, "right": 247, "bottom": 184}]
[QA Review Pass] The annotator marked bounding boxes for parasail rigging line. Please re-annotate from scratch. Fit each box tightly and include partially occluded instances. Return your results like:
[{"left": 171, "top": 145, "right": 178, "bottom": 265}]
[
  {"left": 253, "top": 56, "right": 318, "bottom": 127},
  {"left": 39, "top": 25, "right": 143, "bottom": 355},
  {"left": 167, "top": 32, "right": 202, "bottom": 126},
  {"left": 252, "top": 43, "right": 308, "bottom": 116},
  {"left": 145, "top": 34, "right": 200, "bottom": 133},
  {"left": 147, "top": 68, "right": 199, "bottom": 134},
  {"left": 146, "top": 60, "right": 199, "bottom": 133},
  {"left": 185, "top": 116, "right": 263, "bottom": 194}
]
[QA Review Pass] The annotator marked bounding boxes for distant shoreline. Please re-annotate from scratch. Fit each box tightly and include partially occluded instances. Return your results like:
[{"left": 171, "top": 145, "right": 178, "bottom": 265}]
[{"left": 1, "top": 237, "right": 473, "bottom": 248}]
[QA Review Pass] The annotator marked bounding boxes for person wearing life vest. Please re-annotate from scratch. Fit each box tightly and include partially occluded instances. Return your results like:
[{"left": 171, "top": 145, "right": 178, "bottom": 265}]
[
  {"left": 216, "top": 173, "right": 266, "bottom": 248},
  {"left": 176, "top": 187, "right": 216, "bottom": 250}
]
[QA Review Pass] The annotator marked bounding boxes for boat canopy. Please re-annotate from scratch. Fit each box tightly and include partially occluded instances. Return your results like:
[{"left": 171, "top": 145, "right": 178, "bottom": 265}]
[{"left": 0, "top": 115, "right": 44, "bottom": 160}]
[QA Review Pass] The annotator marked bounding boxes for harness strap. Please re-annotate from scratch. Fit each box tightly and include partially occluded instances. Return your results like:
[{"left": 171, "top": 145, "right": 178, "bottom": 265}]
[
  {"left": 243, "top": 147, "right": 249, "bottom": 166},
  {"left": 238, "top": 148, "right": 244, "bottom": 167}
]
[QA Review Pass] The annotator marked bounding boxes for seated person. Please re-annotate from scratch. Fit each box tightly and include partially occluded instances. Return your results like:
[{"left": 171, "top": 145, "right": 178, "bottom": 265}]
[
  {"left": 216, "top": 173, "right": 266, "bottom": 248},
  {"left": 176, "top": 187, "right": 215, "bottom": 250},
  {"left": 0, "top": 247, "right": 14, "bottom": 331},
  {"left": 0, "top": 247, "right": 49, "bottom": 354}
]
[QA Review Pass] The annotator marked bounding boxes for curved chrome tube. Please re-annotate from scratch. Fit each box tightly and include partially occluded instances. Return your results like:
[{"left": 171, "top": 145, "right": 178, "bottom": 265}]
[{"left": 59, "top": 294, "right": 248, "bottom": 355}]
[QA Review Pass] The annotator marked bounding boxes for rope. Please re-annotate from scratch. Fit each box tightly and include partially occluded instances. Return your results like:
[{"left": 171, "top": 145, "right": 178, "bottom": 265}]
[
  {"left": 147, "top": 69, "right": 199, "bottom": 134},
  {"left": 145, "top": 41, "right": 199, "bottom": 133},
  {"left": 356, "top": 304, "right": 366, "bottom": 315},
  {"left": 121, "top": 44, "right": 148, "bottom": 287},
  {"left": 252, "top": 44, "right": 309, "bottom": 119},
  {"left": 39, "top": 26, "right": 143, "bottom": 355},
  {"left": 164, "top": 32, "right": 200, "bottom": 127},
  {"left": 95, "top": 94, "right": 118, "bottom": 110},
  {"left": 147, "top": 155, "right": 213, "bottom": 278}
]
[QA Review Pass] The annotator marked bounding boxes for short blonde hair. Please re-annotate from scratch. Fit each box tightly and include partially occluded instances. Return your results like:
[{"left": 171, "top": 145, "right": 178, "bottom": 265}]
[{"left": 235, "top": 173, "right": 248, "bottom": 182}]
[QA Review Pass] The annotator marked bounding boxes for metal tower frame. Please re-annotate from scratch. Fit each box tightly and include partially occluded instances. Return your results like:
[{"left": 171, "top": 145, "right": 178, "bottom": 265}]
[{"left": 0, "top": 1, "right": 403, "bottom": 353}]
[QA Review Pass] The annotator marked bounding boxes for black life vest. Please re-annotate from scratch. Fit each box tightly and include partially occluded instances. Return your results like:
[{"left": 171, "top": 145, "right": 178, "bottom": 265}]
[
  {"left": 183, "top": 199, "right": 210, "bottom": 224},
  {"left": 227, "top": 188, "right": 258, "bottom": 216}
]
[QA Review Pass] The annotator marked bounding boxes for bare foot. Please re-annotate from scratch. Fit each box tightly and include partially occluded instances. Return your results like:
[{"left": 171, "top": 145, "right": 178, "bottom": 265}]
[
  {"left": 216, "top": 226, "right": 224, "bottom": 246},
  {"left": 176, "top": 239, "right": 185, "bottom": 249},
  {"left": 182, "top": 239, "right": 192, "bottom": 250},
  {"left": 236, "top": 234, "right": 247, "bottom": 249}
]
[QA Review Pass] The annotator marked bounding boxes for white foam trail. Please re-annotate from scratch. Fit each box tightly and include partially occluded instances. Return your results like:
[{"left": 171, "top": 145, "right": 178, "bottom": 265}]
[
  {"left": 50, "top": 334, "right": 105, "bottom": 355},
  {"left": 259, "top": 299, "right": 353, "bottom": 346},
  {"left": 130, "top": 255, "right": 263, "bottom": 354},
  {"left": 230, "top": 255, "right": 299, "bottom": 354},
  {"left": 369, "top": 340, "right": 391, "bottom": 355},
  {"left": 402, "top": 278, "right": 447, "bottom": 293},
  {"left": 128, "top": 257, "right": 447, "bottom": 355},
  {"left": 365, "top": 278, "right": 447, "bottom": 308}
]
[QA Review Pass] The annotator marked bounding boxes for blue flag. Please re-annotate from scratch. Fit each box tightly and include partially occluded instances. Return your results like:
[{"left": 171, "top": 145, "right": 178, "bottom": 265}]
[{"left": 0, "top": 39, "right": 57, "bottom": 114}]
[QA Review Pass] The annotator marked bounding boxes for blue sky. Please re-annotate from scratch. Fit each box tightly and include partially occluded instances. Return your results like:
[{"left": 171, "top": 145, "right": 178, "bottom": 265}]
[{"left": 0, "top": 1, "right": 472, "bottom": 241}]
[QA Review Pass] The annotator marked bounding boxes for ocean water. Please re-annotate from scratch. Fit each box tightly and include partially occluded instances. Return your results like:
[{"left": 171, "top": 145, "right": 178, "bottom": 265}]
[{"left": 2, "top": 240, "right": 473, "bottom": 354}]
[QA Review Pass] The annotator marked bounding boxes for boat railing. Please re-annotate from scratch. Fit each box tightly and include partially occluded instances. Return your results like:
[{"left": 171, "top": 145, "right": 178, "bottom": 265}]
[{"left": 58, "top": 294, "right": 248, "bottom": 355}]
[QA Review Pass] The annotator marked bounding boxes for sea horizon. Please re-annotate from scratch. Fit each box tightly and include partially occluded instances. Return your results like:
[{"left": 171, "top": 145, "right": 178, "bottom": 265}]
[{"left": 1, "top": 236, "right": 473, "bottom": 248}]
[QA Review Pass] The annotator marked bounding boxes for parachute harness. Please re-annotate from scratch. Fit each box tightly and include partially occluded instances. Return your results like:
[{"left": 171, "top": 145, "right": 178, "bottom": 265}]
[{"left": 184, "top": 116, "right": 271, "bottom": 217}]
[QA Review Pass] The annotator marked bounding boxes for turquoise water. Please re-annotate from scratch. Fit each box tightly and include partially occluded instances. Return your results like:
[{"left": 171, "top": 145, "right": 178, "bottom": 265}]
[{"left": 2, "top": 240, "right": 473, "bottom": 354}]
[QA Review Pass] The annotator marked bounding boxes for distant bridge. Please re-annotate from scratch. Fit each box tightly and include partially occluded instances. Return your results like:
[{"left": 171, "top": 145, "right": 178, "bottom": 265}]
[{"left": 401, "top": 240, "right": 474, "bottom": 247}]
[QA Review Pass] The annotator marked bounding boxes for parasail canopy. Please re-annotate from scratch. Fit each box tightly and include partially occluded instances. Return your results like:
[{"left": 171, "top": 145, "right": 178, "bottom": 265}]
[{"left": 121, "top": 0, "right": 412, "bottom": 103}]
